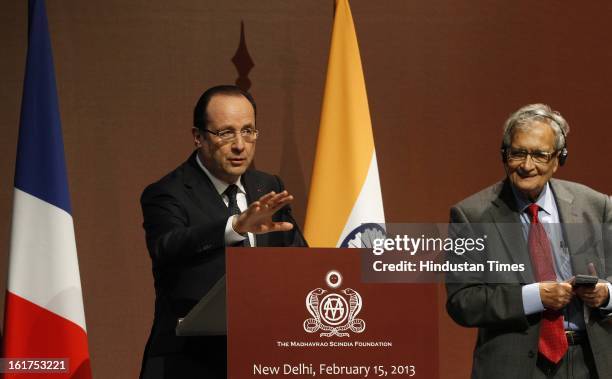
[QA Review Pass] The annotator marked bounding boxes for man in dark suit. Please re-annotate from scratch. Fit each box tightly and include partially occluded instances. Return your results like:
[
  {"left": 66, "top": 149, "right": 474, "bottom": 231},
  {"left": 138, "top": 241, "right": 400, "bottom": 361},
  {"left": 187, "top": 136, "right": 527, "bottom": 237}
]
[
  {"left": 446, "top": 104, "right": 612, "bottom": 378},
  {"left": 139, "top": 85, "right": 307, "bottom": 378}
]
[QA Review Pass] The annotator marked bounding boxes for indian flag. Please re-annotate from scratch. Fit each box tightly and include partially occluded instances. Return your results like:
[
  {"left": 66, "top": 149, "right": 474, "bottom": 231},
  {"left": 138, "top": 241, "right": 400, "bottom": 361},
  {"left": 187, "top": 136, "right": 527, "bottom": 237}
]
[{"left": 304, "top": 0, "right": 385, "bottom": 248}]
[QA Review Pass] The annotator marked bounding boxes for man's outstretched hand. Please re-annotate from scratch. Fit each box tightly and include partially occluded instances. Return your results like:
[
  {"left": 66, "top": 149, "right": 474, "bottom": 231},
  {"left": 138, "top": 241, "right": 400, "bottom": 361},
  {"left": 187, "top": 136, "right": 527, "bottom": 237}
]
[{"left": 233, "top": 191, "right": 295, "bottom": 235}]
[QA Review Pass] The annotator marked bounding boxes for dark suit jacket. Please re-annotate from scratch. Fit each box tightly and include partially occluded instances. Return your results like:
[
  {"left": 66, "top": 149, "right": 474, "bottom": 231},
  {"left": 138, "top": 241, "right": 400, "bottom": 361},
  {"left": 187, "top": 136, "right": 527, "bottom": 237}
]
[
  {"left": 139, "top": 152, "right": 307, "bottom": 378},
  {"left": 446, "top": 178, "right": 612, "bottom": 379}
]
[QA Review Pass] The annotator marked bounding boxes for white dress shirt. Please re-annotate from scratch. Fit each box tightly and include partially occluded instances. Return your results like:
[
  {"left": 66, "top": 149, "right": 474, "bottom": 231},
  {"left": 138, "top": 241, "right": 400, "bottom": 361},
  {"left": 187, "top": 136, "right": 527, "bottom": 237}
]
[{"left": 196, "top": 154, "right": 255, "bottom": 247}]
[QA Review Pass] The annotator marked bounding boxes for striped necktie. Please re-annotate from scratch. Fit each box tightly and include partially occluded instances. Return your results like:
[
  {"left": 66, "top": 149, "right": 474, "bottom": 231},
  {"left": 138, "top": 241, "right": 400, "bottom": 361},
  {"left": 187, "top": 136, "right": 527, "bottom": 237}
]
[{"left": 224, "top": 184, "right": 251, "bottom": 247}]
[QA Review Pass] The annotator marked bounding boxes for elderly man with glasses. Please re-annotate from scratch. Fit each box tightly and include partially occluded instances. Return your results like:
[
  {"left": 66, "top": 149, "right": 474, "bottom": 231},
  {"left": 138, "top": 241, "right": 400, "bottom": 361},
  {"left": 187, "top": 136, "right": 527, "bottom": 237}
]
[
  {"left": 446, "top": 104, "right": 612, "bottom": 378},
  {"left": 139, "top": 85, "right": 308, "bottom": 379}
]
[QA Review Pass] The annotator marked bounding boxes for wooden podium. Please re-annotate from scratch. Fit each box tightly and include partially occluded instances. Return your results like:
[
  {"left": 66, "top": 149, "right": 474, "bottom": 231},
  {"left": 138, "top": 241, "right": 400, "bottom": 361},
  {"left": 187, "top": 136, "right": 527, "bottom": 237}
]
[{"left": 177, "top": 247, "right": 440, "bottom": 378}]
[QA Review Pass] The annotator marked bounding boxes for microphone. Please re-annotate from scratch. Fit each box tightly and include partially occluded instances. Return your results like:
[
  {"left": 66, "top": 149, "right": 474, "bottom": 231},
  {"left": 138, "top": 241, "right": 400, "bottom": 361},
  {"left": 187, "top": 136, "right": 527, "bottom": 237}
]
[{"left": 281, "top": 204, "right": 308, "bottom": 247}]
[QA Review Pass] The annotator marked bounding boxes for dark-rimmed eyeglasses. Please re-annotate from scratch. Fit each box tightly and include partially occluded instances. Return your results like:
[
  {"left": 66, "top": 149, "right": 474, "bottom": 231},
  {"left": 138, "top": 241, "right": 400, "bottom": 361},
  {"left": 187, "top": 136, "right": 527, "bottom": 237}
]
[
  {"left": 201, "top": 127, "right": 259, "bottom": 142},
  {"left": 506, "top": 148, "right": 557, "bottom": 164}
]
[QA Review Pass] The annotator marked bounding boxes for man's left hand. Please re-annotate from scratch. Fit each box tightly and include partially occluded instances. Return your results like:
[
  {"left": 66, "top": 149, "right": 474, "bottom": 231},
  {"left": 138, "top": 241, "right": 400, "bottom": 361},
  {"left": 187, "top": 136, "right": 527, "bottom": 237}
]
[
  {"left": 574, "top": 283, "right": 610, "bottom": 308},
  {"left": 233, "top": 190, "right": 295, "bottom": 235}
]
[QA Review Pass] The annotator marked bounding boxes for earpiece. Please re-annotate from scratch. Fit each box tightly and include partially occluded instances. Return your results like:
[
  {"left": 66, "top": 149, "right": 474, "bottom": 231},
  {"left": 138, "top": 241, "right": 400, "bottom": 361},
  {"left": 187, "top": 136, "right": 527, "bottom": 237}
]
[{"left": 558, "top": 145, "right": 568, "bottom": 166}]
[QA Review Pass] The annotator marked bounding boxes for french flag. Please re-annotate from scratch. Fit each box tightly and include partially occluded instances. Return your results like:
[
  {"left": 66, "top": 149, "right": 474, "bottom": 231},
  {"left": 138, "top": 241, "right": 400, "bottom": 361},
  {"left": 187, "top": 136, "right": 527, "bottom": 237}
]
[{"left": 2, "top": 1, "right": 92, "bottom": 378}]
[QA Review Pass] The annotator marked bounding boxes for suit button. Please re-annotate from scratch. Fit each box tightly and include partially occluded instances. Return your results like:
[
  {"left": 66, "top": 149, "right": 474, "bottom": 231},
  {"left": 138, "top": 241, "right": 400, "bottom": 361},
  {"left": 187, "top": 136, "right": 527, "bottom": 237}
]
[{"left": 528, "top": 351, "right": 535, "bottom": 358}]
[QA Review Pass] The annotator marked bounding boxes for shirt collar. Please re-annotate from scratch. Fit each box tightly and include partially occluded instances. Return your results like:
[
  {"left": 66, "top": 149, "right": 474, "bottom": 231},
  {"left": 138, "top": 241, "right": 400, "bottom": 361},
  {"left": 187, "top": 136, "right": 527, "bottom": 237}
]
[
  {"left": 195, "top": 153, "right": 245, "bottom": 196},
  {"left": 511, "top": 181, "right": 554, "bottom": 216}
]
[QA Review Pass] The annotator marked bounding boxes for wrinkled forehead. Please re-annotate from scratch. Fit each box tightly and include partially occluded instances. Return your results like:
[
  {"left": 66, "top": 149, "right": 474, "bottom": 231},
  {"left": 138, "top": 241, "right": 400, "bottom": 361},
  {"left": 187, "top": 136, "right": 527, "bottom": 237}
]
[{"left": 510, "top": 120, "right": 556, "bottom": 147}]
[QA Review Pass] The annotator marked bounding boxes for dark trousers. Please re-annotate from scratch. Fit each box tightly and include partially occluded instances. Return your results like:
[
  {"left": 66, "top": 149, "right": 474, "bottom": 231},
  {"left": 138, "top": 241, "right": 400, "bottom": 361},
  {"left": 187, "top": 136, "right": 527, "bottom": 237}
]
[
  {"left": 534, "top": 342, "right": 598, "bottom": 379},
  {"left": 140, "top": 336, "right": 227, "bottom": 379}
]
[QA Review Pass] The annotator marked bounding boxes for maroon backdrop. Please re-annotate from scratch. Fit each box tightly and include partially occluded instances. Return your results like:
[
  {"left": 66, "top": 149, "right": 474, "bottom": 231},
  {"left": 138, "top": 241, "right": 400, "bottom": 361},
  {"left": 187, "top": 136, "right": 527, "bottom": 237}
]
[{"left": 1, "top": 1, "right": 611, "bottom": 378}]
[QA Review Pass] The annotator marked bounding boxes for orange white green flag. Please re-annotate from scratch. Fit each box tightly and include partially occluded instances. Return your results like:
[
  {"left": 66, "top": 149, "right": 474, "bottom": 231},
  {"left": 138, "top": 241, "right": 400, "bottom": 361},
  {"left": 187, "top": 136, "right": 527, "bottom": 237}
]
[{"left": 304, "top": 0, "right": 385, "bottom": 248}]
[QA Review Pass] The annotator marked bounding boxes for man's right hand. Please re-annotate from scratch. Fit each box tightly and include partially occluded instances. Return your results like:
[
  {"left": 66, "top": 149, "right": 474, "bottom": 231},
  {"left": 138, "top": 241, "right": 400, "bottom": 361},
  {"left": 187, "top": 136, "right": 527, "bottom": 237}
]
[{"left": 539, "top": 281, "right": 573, "bottom": 311}]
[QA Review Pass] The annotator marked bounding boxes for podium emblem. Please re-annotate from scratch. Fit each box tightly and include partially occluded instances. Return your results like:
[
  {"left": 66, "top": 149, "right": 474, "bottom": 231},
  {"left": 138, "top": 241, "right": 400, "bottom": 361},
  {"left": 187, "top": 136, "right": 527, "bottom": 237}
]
[{"left": 303, "top": 270, "right": 365, "bottom": 337}]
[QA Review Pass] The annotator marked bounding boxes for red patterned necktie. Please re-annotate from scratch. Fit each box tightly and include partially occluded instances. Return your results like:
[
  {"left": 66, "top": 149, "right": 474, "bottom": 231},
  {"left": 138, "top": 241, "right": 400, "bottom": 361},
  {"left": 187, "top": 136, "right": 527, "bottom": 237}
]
[{"left": 527, "top": 203, "right": 568, "bottom": 364}]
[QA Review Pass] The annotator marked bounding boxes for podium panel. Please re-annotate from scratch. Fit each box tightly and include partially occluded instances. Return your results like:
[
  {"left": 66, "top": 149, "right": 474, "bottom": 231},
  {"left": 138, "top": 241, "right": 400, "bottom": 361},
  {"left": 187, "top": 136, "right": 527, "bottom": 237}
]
[{"left": 227, "top": 248, "right": 439, "bottom": 378}]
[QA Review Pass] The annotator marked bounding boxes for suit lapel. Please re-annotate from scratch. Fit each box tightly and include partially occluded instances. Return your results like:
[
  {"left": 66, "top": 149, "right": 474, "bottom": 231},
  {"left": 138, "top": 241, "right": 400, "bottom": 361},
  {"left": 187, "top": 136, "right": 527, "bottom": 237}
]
[
  {"left": 489, "top": 180, "right": 534, "bottom": 282},
  {"left": 241, "top": 170, "right": 267, "bottom": 205},
  {"left": 182, "top": 152, "right": 229, "bottom": 218},
  {"left": 550, "top": 179, "right": 594, "bottom": 275},
  {"left": 551, "top": 179, "right": 578, "bottom": 224}
]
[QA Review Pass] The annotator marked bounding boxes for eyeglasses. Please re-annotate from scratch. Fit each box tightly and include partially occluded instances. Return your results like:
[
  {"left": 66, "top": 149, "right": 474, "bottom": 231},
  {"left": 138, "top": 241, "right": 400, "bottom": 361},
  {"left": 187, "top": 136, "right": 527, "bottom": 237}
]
[
  {"left": 506, "top": 148, "right": 557, "bottom": 164},
  {"left": 202, "top": 127, "right": 259, "bottom": 142}
]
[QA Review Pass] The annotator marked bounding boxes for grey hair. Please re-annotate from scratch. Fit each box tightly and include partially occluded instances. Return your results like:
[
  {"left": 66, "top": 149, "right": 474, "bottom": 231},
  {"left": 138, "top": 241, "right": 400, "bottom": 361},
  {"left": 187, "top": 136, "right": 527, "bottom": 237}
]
[{"left": 502, "top": 104, "right": 570, "bottom": 150}]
